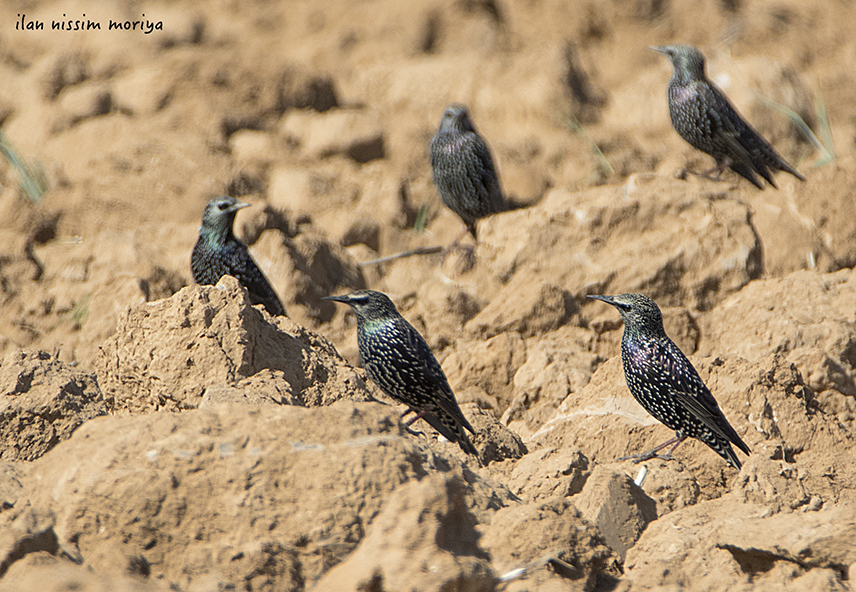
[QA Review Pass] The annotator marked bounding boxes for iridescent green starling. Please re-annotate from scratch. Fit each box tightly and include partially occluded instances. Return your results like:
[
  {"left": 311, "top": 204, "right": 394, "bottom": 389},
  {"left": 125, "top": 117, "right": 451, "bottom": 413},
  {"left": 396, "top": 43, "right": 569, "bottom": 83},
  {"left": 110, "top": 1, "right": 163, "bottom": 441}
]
[
  {"left": 430, "top": 104, "right": 505, "bottom": 240},
  {"left": 325, "top": 290, "right": 478, "bottom": 456},
  {"left": 651, "top": 44, "right": 805, "bottom": 189},
  {"left": 191, "top": 196, "right": 285, "bottom": 316},
  {"left": 589, "top": 293, "right": 750, "bottom": 469}
]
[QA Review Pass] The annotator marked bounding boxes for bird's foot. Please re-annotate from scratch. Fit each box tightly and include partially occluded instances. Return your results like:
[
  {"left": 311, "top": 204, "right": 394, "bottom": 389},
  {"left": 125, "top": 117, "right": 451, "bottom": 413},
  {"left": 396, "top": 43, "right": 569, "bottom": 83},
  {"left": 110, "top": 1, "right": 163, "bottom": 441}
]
[
  {"left": 677, "top": 168, "right": 710, "bottom": 183},
  {"left": 699, "top": 164, "right": 727, "bottom": 182},
  {"left": 441, "top": 242, "right": 477, "bottom": 273},
  {"left": 404, "top": 424, "right": 425, "bottom": 438},
  {"left": 455, "top": 244, "right": 477, "bottom": 273},
  {"left": 677, "top": 164, "right": 727, "bottom": 184},
  {"left": 402, "top": 409, "right": 424, "bottom": 427},
  {"left": 619, "top": 451, "right": 677, "bottom": 464}
]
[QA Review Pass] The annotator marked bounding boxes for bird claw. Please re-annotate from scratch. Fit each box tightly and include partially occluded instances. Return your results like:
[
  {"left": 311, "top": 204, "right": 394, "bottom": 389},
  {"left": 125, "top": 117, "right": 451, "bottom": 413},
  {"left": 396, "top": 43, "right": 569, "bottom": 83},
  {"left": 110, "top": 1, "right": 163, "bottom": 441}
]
[
  {"left": 680, "top": 167, "right": 723, "bottom": 184},
  {"left": 404, "top": 425, "right": 425, "bottom": 437}
]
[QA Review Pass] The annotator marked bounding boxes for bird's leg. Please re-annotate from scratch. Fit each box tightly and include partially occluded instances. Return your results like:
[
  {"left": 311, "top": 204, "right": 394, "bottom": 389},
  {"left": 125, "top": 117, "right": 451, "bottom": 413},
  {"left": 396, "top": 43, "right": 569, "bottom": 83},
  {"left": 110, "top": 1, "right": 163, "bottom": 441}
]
[
  {"left": 403, "top": 409, "right": 424, "bottom": 426},
  {"left": 441, "top": 227, "right": 474, "bottom": 257},
  {"left": 441, "top": 226, "right": 478, "bottom": 273},
  {"left": 400, "top": 409, "right": 429, "bottom": 436},
  {"left": 456, "top": 244, "right": 477, "bottom": 273},
  {"left": 663, "top": 435, "right": 689, "bottom": 459},
  {"left": 620, "top": 435, "right": 687, "bottom": 464}
]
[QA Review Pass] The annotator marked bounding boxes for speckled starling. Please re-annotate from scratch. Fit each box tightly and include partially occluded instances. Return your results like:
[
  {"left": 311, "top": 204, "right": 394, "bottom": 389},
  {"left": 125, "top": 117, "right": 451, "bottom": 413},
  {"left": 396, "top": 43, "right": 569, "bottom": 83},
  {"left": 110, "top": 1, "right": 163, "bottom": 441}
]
[
  {"left": 651, "top": 44, "right": 805, "bottom": 189},
  {"left": 430, "top": 104, "right": 505, "bottom": 240},
  {"left": 589, "top": 293, "right": 750, "bottom": 469},
  {"left": 325, "top": 290, "right": 478, "bottom": 456},
  {"left": 191, "top": 196, "right": 285, "bottom": 317}
]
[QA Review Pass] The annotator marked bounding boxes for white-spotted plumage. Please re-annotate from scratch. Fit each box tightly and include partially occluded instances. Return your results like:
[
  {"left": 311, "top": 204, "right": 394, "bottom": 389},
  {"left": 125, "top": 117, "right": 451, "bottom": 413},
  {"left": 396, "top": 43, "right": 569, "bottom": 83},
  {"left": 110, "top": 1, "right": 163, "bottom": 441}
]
[
  {"left": 325, "top": 290, "right": 478, "bottom": 456},
  {"left": 590, "top": 293, "right": 750, "bottom": 469},
  {"left": 430, "top": 104, "right": 505, "bottom": 239},
  {"left": 651, "top": 44, "right": 805, "bottom": 189}
]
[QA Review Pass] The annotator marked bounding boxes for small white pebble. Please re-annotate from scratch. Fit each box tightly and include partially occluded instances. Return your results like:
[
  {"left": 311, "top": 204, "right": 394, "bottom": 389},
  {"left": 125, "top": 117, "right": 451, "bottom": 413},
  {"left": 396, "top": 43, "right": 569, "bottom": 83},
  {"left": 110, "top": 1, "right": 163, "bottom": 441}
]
[
  {"left": 634, "top": 465, "right": 649, "bottom": 487},
  {"left": 803, "top": 496, "right": 823, "bottom": 512},
  {"left": 498, "top": 567, "right": 527, "bottom": 582}
]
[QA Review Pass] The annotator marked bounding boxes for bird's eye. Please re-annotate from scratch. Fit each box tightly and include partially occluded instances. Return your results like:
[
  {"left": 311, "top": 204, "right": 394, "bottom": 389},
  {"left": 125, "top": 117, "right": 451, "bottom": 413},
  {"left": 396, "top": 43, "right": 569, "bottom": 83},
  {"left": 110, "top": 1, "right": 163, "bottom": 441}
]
[
  {"left": 218, "top": 202, "right": 230, "bottom": 211},
  {"left": 617, "top": 302, "right": 632, "bottom": 312}
]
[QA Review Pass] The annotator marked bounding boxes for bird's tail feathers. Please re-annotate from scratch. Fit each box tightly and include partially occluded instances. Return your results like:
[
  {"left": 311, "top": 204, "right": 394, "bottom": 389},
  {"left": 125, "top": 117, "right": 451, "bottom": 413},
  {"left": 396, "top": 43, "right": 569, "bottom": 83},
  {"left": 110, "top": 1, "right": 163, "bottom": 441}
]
[
  {"left": 705, "top": 434, "right": 745, "bottom": 470},
  {"left": 421, "top": 412, "right": 479, "bottom": 457}
]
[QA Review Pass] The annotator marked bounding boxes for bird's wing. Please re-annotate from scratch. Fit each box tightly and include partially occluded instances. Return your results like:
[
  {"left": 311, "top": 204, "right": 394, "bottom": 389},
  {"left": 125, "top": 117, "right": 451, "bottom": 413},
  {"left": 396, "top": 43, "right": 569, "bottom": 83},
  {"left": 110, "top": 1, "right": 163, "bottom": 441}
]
[
  {"left": 702, "top": 85, "right": 779, "bottom": 187},
  {"left": 672, "top": 388, "right": 734, "bottom": 443},
  {"left": 702, "top": 92, "right": 763, "bottom": 175},
  {"left": 227, "top": 244, "right": 285, "bottom": 315},
  {"left": 722, "top": 96, "right": 794, "bottom": 180},
  {"left": 673, "top": 388, "right": 750, "bottom": 456},
  {"left": 402, "top": 319, "right": 476, "bottom": 435},
  {"left": 658, "top": 341, "right": 749, "bottom": 453},
  {"left": 461, "top": 133, "right": 505, "bottom": 212}
]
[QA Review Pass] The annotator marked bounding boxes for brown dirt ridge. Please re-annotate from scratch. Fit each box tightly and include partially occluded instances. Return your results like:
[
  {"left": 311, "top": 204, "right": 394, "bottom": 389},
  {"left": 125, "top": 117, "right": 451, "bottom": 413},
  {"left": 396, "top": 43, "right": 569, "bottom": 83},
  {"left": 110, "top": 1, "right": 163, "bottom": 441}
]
[{"left": 1, "top": 0, "right": 856, "bottom": 590}]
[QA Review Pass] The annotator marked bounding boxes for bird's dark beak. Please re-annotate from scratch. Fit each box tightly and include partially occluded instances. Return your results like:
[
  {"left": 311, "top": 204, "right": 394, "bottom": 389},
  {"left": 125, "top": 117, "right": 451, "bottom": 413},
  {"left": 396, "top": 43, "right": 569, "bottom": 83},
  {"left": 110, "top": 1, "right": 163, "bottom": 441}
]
[
  {"left": 588, "top": 294, "right": 617, "bottom": 307},
  {"left": 324, "top": 294, "right": 351, "bottom": 304},
  {"left": 649, "top": 45, "right": 668, "bottom": 55},
  {"left": 233, "top": 201, "right": 251, "bottom": 211}
]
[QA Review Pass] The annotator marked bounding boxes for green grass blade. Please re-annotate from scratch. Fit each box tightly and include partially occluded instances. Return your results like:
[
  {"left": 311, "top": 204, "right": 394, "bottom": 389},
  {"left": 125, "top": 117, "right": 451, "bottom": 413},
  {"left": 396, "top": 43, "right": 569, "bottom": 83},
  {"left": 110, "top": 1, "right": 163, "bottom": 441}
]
[
  {"left": 0, "top": 129, "right": 49, "bottom": 202},
  {"left": 413, "top": 203, "right": 429, "bottom": 233},
  {"left": 562, "top": 112, "right": 613, "bottom": 179},
  {"left": 753, "top": 92, "right": 834, "bottom": 168}
]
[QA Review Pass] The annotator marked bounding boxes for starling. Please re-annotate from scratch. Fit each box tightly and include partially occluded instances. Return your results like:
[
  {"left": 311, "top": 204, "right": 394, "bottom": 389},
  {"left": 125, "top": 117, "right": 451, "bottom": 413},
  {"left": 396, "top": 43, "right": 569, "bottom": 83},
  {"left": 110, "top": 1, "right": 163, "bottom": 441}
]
[
  {"left": 651, "top": 44, "right": 805, "bottom": 189},
  {"left": 430, "top": 104, "right": 505, "bottom": 241},
  {"left": 325, "top": 290, "right": 478, "bottom": 456},
  {"left": 191, "top": 196, "right": 286, "bottom": 317},
  {"left": 589, "top": 293, "right": 750, "bottom": 469}
]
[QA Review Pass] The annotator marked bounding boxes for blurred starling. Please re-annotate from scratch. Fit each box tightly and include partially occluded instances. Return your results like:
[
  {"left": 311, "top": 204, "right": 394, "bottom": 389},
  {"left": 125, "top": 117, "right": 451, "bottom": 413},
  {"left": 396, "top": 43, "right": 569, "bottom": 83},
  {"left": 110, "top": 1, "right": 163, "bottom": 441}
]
[
  {"left": 325, "top": 290, "right": 478, "bottom": 456},
  {"left": 651, "top": 44, "right": 805, "bottom": 189},
  {"left": 191, "top": 196, "right": 286, "bottom": 317},
  {"left": 589, "top": 293, "right": 750, "bottom": 469},
  {"left": 430, "top": 104, "right": 505, "bottom": 241}
]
